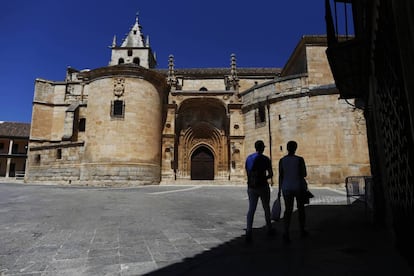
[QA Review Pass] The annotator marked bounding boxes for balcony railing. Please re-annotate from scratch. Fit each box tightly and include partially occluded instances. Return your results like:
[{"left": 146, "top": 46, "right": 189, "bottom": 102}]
[{"left": 325, "top": 0, "right": 369, "bottom": 99}]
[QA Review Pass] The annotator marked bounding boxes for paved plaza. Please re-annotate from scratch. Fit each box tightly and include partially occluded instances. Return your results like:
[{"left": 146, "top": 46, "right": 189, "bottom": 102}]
[{"left": 0, "top": 182, "right": 411, "bottom": 275}]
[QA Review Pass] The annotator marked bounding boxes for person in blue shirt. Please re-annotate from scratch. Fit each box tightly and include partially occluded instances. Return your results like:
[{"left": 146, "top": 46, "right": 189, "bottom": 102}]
[{"left": 245, "top": 140, "right": 275, "bottom": 242}]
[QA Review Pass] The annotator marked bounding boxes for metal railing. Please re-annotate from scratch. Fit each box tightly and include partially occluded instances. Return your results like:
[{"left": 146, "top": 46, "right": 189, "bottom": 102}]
[{"left": 345, "top": 175, "right": 374, "bottom": 221}]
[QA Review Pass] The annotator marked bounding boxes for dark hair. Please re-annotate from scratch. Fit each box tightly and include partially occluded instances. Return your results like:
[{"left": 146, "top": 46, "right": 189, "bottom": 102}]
[
  {"left": 255, "top": 140, "right": 265, "bottom": 151},
  {"left": 287, "top": 140, "right": 297, "bottom": 153}
]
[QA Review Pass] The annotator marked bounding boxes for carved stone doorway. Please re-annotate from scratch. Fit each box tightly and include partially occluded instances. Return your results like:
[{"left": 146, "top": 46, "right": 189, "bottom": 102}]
[{"left": 191, "top": 146, "right": 214, "bottom": 180}]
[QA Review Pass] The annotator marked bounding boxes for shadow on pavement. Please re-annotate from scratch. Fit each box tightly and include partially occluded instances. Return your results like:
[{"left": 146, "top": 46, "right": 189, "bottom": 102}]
[{"left": 146, "top": 201, "right": 412, "bottom": 276}]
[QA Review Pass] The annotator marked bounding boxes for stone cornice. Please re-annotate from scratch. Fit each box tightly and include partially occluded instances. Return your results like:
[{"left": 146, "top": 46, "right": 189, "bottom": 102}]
[
  {"left": 241, "top": 86, "right": 339, "bottom": 113},
  {"left": 171, "top": 91, "right": 235, "bottom": 96},
  {"left": 29, "top": 141, "right": 85, "bottom": 151},
  {"left": 240, "top": 73, "right": 308, "bottom": 96},
  {"left": 78, "top": 65, "right": 169, "bottom": 92},
  {"left": 32, "top": 102, "right": 87, "bottom": 107},
  {"left": 156, "top": 68, "right": 281, "bottom": 78}
]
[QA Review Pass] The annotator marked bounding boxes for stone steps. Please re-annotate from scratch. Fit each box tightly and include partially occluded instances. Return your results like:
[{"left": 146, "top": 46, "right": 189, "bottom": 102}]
[{"left": 160, "top": 179, "right": 245, "bottom": 186}]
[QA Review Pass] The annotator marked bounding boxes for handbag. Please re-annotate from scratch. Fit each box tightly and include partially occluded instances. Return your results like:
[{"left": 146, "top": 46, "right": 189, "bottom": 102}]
[
  {"left": 300, "top": 178, "right": 314, "bottom": 204},
  {"left": 303, "top": 190, "right": 314, "bottom": 204},
  {"left": 271, "top": 198, "right": 281, "bottom": 221}
]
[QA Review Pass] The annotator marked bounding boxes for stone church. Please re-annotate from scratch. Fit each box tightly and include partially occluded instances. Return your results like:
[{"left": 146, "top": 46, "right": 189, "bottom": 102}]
[{"left": 26, "top": 16, "right": 370, "bottom": 186}]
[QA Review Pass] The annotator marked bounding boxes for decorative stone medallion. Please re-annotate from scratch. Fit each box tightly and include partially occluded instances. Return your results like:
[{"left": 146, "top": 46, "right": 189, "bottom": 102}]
[{"left": 113, "top": 78, "right": 125, "bottom": 97}]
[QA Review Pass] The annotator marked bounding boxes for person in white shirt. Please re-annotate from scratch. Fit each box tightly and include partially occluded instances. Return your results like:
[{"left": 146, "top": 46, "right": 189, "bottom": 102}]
[{"left": 278, "top": 140, "right": 308, "bottom": 242}]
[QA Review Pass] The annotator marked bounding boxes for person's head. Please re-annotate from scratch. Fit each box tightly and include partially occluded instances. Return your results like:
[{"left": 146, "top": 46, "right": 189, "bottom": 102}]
[
  {"left": 287, "top": 140, "right": 297, "bottom": 154},
  {"left": 254, "top": 140, "right": 265, "bottom": 153}
]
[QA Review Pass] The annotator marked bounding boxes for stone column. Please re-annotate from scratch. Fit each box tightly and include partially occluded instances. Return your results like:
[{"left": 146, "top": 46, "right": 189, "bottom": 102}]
[{"left": 5, "top": 139, "right": 13, "bottom": 178}]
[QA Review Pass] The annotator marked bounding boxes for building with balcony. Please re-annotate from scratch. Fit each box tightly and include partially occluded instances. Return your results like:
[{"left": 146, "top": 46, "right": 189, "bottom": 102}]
[
  {"left": 0, "top": 122, "right": 30, "bottom": 179},
  {"left": 325, "top": 0, "right": 414, "bottom": 268}
]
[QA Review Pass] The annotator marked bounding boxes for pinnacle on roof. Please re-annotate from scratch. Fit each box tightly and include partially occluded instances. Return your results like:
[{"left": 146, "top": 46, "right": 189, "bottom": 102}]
[{"left": 120, "top": 13, "right": 147, "bottom": 48}]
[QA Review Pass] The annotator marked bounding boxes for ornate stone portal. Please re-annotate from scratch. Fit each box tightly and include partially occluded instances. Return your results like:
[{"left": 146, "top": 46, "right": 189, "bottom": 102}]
[{"left": 175, "top": 99, "right": 229, "bottom": 180}]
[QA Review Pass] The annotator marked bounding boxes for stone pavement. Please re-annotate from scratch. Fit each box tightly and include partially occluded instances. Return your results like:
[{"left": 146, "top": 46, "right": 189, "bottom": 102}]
[{"left": 0, "top": 182, "right": 412, "bottom": 276}]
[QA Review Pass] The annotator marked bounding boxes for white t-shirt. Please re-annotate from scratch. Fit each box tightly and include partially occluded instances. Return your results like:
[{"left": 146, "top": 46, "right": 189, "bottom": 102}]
[{"left": 279, "top": 155, "right": 306, "bottom": 193}]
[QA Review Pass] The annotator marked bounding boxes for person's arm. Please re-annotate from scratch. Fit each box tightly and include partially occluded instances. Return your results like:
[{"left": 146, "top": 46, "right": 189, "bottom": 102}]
[
  {"left": 300, "top": 157, "right": 307, "bottom": 178},
  {"left": 266, "top": 158, "right": 273, "bottom": 179},
  {"left": 278, "top": 159, "right": 283, "bottom": 198},
  {"left": 266, "top": 158, "right": 274, "bottom": 185}
]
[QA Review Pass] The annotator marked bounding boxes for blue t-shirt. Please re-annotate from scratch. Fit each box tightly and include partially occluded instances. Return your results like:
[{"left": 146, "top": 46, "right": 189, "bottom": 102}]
[{"left": 245, "top": 152, "right": 272, "bottom": 188}]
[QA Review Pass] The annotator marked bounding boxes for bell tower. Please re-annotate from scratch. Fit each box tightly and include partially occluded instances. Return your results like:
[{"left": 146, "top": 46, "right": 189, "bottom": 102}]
[{"left": 109, "top": 14, "right": 157, "bottom": 68}]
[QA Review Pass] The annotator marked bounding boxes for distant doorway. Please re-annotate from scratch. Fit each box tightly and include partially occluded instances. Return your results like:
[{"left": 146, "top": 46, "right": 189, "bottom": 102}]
[
  {"left": 9, "top": 163, "right": 15, "bottom": 177},
  {"left": 191, "top": 147, "right": 214, "bottom": 180}
]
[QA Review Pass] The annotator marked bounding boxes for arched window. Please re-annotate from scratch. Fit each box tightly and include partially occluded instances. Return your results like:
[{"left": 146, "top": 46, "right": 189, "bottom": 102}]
[
  {"left": 199, "top": 87, "right": 208, "bottom": 91},
  {"left": 133, "top": 57, "right": 140, "bottom": 65},
  {"left": 118, "top": 58, "right": 124, "bottom": 64}
]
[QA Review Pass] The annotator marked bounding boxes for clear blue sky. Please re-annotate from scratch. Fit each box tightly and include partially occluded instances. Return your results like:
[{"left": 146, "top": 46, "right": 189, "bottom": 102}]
[{"left": 0, "top": 0, "right": 327, "bottom": 123}]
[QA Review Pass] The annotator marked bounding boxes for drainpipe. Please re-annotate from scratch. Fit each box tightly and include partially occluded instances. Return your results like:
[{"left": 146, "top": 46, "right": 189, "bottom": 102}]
[
  {"left": 81, "top": 83, "right": 85, "bottom": 102},
  {"left": 227, "top": 111, "right": 231, "bottom": 181},
  {"left": 174, "top": 112, "right": 178, "bottom": 181},
  {"left": 266, "top": 96, "right": 273, "bottom": 185}
]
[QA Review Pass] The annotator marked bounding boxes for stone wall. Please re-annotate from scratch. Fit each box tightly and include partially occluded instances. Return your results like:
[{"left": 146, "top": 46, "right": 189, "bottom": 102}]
[
  {"left": 84, "top": 77, "right": 162, "bottom": 164},
  {"left": 272, "top": 93, "right": 369, "bottom": 184},
  {"left": 181, "top": 79, "right": 226, "bottom": 91},
  {"left": 242, "top": 40, "right": 370, "bottom": 185},
  {"left": 27, "top": 67, "right": 167, "bottom": 185},
  {"left": 26, "top": 143, "right": 83, "bottom": 183},
  {"left": 306, "top": 46, "right": 335, "bottom": 87},
  {"left": 31, "top": 80, "right": 71, "bottom": 141},
  {"left": 243, "top": 86, "right": 370, "bottom": 185}
]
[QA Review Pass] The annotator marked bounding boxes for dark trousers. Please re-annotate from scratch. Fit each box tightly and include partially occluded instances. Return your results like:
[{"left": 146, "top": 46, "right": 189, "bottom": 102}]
[
  {"left": 246, "top": 186, "right": 272, "bottom": 233},
  {"left": 283, "top": 191, "right": 306, "bottom": 234}
]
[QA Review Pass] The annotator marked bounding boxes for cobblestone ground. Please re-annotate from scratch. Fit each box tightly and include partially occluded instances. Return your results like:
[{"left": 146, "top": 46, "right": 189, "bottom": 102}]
[{"left": 0, "top": 183, "right": 410, "bottom": 276}]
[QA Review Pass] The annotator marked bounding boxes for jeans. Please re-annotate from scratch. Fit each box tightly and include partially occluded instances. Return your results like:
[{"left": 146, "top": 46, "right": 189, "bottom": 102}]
[
  {"left": 283, "top": 190, "right": 306, "bottom": 234},
  {"left": 246, "top": 186, "right": 272, "bottom": 233}
]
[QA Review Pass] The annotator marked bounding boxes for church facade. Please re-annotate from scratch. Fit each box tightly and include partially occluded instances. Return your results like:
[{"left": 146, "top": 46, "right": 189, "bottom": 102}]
[{"left": 26, "top": 16, "right": 370, "bottom": 186}]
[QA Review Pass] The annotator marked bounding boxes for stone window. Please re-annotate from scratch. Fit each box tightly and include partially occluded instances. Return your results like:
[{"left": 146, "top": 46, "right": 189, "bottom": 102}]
[
  {"left": 128, "top": 49, "right": 133, "bottom": 56},
  {"left": 79, "top": 118, "right": 86, "bottom": 132},
  {"left": 255, "top": 105, "right": 266, "bottom": 127},
  {"left": 111, "top": 100, "right": 125, "bottom": 118},
  {"left": 118, "top": 58, "right": 124, "bottom": 65},
  {"left": 133, "top": 57, "right": 140, "bottom": 65},
  {"left": 56, "top": 149, "right": 62, "bottom": 159},
  {"left": 199, "top": 87, "right": 208, "bottom": 91},
  {"left": 34, "top": 154, "right": 41, "bottom": 164}
]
